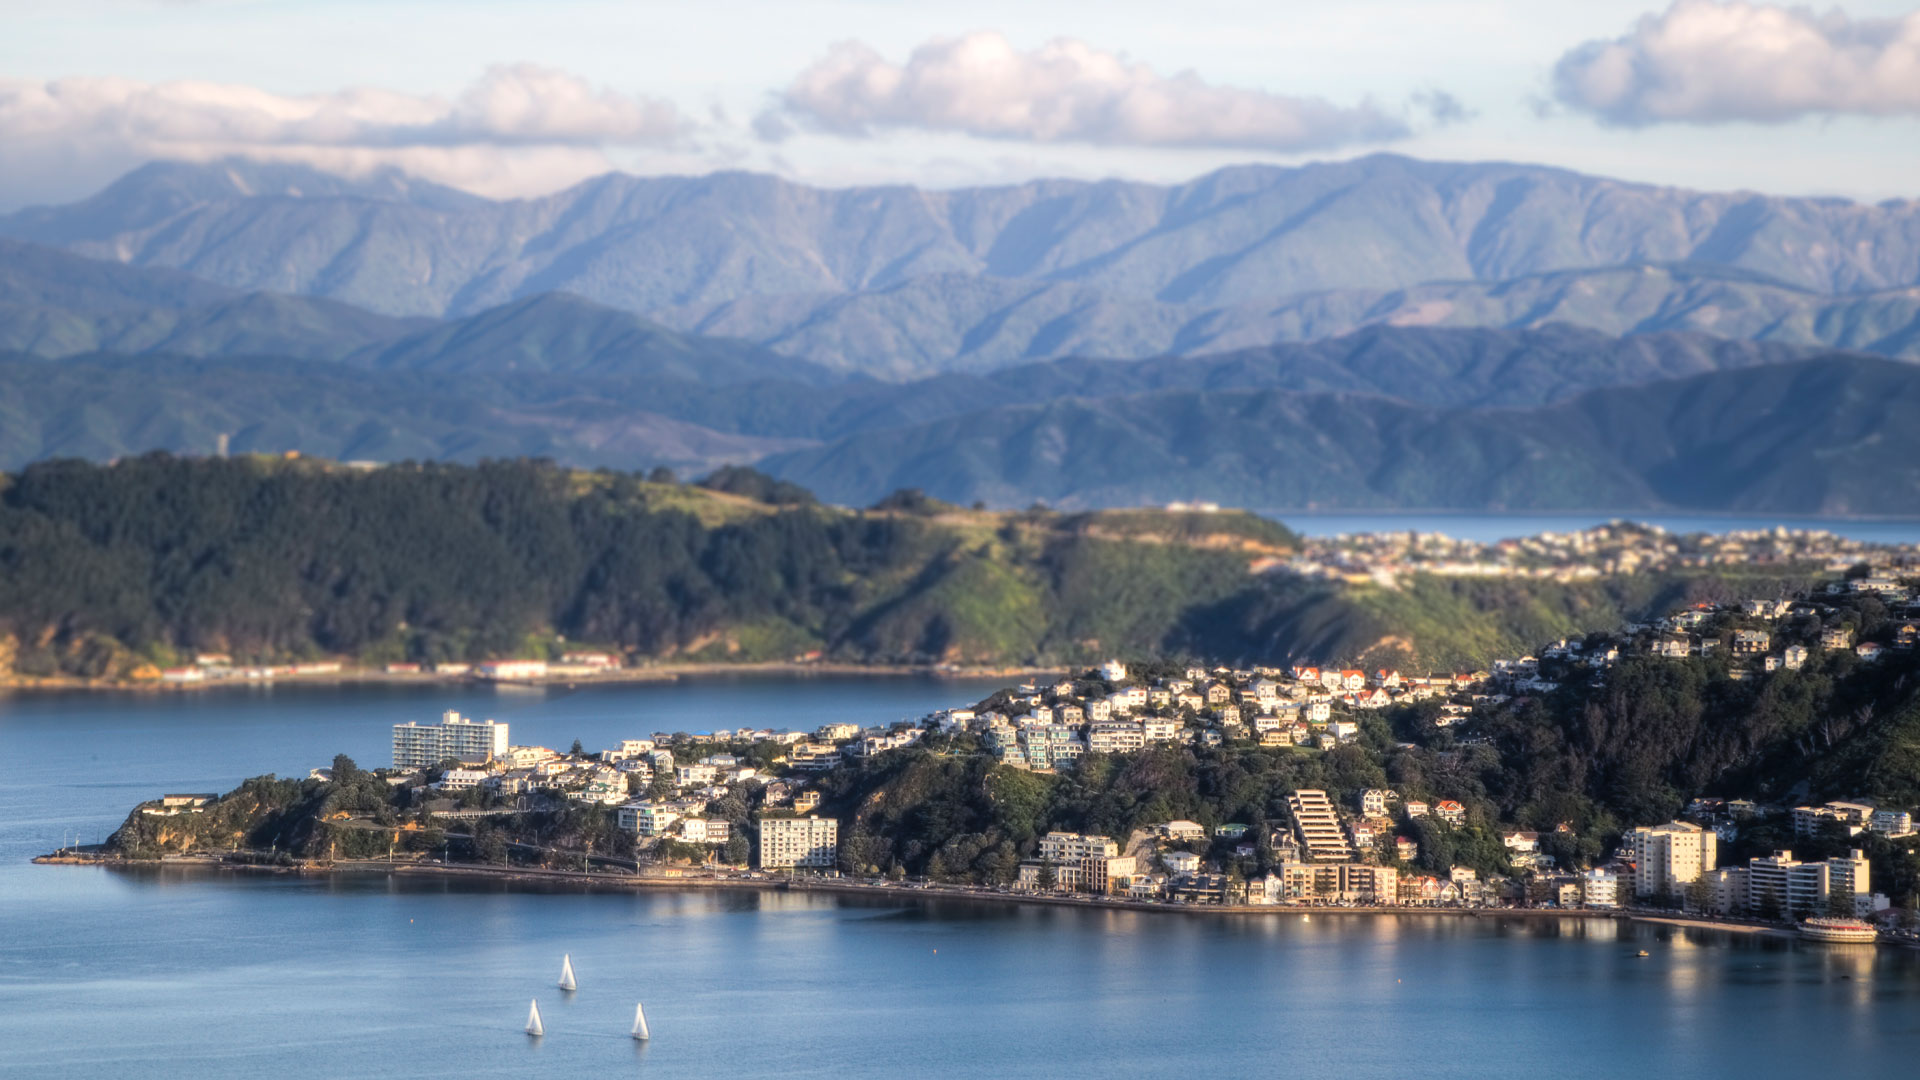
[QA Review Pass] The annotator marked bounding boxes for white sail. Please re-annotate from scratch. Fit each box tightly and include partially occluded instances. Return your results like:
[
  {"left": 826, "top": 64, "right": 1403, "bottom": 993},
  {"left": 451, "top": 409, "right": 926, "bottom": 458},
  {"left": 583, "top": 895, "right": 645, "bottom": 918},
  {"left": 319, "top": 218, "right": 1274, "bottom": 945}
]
[
  {"left": 558, "top": 954, "right": 576, "bottom": 991},
  {"left": 631, "top": 1002, "right": 650, "bottom": 1041},
  {"left": 525, "top": 999, "right": 544, "bottom": 1037}
]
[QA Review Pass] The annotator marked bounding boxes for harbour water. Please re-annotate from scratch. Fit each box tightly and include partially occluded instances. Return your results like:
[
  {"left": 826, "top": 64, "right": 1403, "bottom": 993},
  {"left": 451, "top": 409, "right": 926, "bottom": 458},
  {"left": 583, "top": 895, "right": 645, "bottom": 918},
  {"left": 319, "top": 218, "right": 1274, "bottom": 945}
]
[{"left": 4, "top": 679, "right": 1920, "bottom": 1078}]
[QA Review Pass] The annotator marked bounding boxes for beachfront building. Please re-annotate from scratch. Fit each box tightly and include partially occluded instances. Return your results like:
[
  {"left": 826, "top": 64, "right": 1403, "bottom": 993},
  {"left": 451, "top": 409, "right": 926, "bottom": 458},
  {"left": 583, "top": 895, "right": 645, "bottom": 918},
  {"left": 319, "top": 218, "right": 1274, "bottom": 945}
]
[
  {"left": 392, "top": 711, "right": 509, "bottom": 769},
  {"left": 1030, "top": 832, "right": 1136, "bottom": 892},
  {"left": 1580, "top": 869, "right": 1619, "bottom": 908},
  {"left": 1747, "top": 850, "right": 1824, "bottom": 916},
  {"left": 1627, "top": 821, "right": 1717, "bottom": 898},
  {"left": 759, "top": 816, "right": 839, "bottom": 870}
]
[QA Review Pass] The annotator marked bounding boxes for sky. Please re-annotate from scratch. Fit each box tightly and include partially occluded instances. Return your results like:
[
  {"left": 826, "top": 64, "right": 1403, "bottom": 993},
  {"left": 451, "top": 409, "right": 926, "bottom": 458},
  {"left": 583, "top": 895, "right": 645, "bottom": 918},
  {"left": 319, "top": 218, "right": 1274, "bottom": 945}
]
[{"left": 0, "top": 0, "right": 1917, "bottom": 209}]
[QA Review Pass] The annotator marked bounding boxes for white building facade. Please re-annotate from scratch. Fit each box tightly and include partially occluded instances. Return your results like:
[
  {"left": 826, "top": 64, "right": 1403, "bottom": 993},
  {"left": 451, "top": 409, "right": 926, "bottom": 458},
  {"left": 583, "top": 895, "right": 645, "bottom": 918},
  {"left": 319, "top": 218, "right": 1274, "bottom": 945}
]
[
  {"left": 760, "top": 816, "right": 839, "bottom": 870},
  {"left": 392, "top": 712, "right": 509, "bottom": 769}
]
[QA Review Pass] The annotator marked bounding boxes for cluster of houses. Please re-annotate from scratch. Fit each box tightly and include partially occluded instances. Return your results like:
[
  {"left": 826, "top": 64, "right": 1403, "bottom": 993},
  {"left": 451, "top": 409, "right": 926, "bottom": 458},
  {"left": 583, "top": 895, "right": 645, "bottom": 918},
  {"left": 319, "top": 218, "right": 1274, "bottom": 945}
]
[
  {"left": 939, "top": 660, "right": 1487, "bottom": 770},
  {"left": 1596, "top": 577, "right": 1918, "bottom": 676},
  {"left": 1285, "top": 522, "right": 1920, "bottom": 589},
  {"left": 1462, "top": 577, "right": 1920, "bottom": 708},
  {"left": 387, "top": 713, "right": 880, "bottom": 866}
]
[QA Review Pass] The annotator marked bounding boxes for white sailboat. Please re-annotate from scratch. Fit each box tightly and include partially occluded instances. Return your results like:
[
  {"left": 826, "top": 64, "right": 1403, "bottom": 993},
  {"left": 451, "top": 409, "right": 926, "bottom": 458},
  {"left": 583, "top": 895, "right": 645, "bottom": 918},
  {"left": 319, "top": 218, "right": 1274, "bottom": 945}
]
[
  {"left": 558, "top": 954, "right": 577, "bottom": 991},
  {"left": 525, "top": 999, "right": 544, "bottom": 1037},
  {"left": 631, "top": 1002, "right": 651, "bottom": 1041}
]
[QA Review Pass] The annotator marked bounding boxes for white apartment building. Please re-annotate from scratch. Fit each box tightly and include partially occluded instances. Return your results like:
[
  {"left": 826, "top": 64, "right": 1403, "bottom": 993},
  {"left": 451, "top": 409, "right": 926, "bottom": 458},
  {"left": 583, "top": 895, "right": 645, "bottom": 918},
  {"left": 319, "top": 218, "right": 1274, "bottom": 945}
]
[
  {"left": 679, "top": 818, "right": 732, "bottom": 844},
  {"left": 1872, "top": 810, "right": 1914, "bottom": 837},
  {"left": 1038, "top": 831, "right": 1116, "bottom": 863},
  {"left": 676, "top": 764, "right": 719, "bottom": 787},
  {"left": 1580, "top": 869, "right": 1619, "bottom": 908},
  {"left": 1740, "top": 849, "right": 1871, "bottom": 915},
  {"left": 1032, "top": 831, "right": 1135, "bottom": 892},
  {"left": 617, "top": 802, "right": 682, "bottom": 837},
  {"left": 1627, "top": 821, "right": 1718, "bottom": 897},
  {"left": 759, "top": 816, "right": 839, "bottom": 870},
  {"left": 1140, "top": 718, "right": 1181, "bottom": 743},
  {"left": 1827, "top": 848, "right": 1871, "bottom": 903},
  {"left": 1288, "top": 789, "right": 1352, "bottom": 860},
  {"left": 392, "top": 712, "right": 509, "bottom": 769},
  {"left": 1746, "top": 850, "right": 1829, "bottom": 915},
  {"left": 434, "top": 768, "right": 487, "bottom": 790},
  {"left": 1088, "top": 723, "right": 1145, "bottom": 754}
]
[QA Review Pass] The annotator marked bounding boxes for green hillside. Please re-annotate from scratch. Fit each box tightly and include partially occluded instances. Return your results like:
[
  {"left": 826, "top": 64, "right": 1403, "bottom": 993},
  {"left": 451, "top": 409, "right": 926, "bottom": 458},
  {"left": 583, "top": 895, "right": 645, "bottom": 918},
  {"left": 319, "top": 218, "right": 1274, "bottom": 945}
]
[{"left": 0, "top": 456, "right": 1822, "bottom": 681}]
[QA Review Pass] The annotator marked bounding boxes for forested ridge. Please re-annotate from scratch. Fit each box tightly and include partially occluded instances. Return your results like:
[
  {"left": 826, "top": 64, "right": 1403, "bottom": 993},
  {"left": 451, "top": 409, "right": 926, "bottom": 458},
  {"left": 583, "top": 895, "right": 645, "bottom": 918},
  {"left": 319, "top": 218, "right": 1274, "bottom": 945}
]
[{"left": 0, "top": 454, "right": 1816, "bottom": 679}]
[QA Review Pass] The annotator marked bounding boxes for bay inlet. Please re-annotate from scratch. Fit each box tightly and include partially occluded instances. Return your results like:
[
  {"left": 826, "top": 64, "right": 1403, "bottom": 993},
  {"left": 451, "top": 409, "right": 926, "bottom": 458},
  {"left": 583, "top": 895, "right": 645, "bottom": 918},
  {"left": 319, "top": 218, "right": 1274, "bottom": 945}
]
[{"left": 4, "top": 679, "right": 1919, "bottom": 1079}]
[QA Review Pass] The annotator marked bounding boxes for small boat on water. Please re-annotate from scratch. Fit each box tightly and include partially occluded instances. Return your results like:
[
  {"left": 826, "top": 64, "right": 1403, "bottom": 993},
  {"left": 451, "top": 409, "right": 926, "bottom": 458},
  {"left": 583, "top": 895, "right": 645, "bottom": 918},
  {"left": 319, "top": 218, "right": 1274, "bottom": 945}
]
[
  {"left": 1799, "top": 917, "right": 1877, "bottom": 943},
  {"left": 632, "top": 1002, "right": 651, "bottom": 1041},
  {"left": 525, "top": 999, "right": 544, "bottom": 1037},
  {"left": 559, "top": 954, "right": 577, "bottom": 991},
  {"left": 1636, "top": 950, "right": 1650, "bottom": 957}
]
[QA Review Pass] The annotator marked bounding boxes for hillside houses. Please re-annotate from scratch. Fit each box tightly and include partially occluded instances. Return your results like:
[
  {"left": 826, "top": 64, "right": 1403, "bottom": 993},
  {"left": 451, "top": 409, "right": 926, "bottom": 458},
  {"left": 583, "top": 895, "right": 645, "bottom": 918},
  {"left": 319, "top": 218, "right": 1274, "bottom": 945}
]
[{"left": 950, "top": 659, "right": 1496, "bottom": 771}]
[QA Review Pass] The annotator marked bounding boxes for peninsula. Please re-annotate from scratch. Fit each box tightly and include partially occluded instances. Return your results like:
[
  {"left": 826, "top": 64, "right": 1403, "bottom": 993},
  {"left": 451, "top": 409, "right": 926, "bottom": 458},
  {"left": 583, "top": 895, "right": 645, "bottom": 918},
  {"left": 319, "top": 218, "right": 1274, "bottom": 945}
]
[{"left": 68, "top": 575, "right": 1920, "bottom": 942}]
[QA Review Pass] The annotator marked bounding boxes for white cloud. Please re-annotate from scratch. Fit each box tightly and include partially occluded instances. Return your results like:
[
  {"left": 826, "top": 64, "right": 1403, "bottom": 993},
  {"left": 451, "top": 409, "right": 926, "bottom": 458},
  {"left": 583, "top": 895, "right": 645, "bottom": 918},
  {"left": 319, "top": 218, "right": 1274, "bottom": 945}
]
[
  {"left": 763, "top": 31, "right": 1413, "bottom": 152},
  {"left": 1553, "top": 1, "right": 1920, "bottom": 125},
  {"left": 0, "top": 65, "right": 688, "bottom": 206}
]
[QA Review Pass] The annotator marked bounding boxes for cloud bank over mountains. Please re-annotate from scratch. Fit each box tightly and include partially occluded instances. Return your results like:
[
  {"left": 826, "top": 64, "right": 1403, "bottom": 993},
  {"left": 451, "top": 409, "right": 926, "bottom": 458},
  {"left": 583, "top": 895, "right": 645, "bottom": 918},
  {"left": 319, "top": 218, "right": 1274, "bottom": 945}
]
[
  {"left": 0, "top": 65, "right": 686, "bottom": 205},
  {"left": 1555, "top": 0, "right": 1920, "bottom": 125},
  {"left": 761, "top": 31, "right": 1414, "bottom": 151},
  {"left": 3, "top": 3, "right": 1918, "bottom": 208}
]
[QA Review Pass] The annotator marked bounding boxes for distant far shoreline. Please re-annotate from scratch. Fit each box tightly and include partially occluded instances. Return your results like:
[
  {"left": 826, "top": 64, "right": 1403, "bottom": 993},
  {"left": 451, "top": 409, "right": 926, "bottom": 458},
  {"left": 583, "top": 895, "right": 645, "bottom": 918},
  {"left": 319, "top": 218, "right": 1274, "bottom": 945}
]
[
  {"left": 0, "top": 660, "right": 1056, "bottom": 696},
  {"left": 37, "top": 853, "right": 1870, "bottom": 947},
  {"left": 1264, "top": 509, "right": 1920, "bottom": 544}
]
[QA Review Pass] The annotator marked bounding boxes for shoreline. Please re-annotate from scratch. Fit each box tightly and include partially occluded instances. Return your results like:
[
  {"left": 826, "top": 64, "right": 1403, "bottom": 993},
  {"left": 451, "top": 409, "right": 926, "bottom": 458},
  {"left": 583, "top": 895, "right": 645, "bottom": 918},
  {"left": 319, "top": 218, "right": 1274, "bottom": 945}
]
[
  {"left": 0, "top": 660, "right": 1059, "bottom": 696},
  {"left": 30, "top": 853, "right": 1850, "bottom": 944}
]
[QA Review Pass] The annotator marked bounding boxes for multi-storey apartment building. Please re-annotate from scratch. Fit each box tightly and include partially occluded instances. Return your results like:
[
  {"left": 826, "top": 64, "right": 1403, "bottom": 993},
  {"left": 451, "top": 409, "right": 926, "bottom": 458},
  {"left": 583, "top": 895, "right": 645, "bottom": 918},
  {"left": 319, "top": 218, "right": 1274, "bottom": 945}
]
[
  {"left": 1627, "top": 821, "right": 1717, "bottom": 897},
  {"left": 392, "top": 711, "right": 509, "bottom": 769},
  {"left": 759, "top": 816, "right": 839, "bottom": 870},
  {"left": 1287, "top": 789, "right": 1352, "bottom": 860},
  {"left": 1033, "top": 831, "right": 1136, "bottom": 892}
]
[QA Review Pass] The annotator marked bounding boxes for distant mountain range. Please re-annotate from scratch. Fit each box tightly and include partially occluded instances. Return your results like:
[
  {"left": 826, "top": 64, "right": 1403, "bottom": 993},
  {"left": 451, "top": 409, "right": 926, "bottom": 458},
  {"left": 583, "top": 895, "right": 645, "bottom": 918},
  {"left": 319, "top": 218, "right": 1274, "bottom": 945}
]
[
  {"left": 3, "top": 155, "right": 1918, "bottom": 513},
  {"left": 6, "top": 155, "right": 1920, "bottom": 376},
  {"left": 761, "top": 356, "right": 1920, "bottom": 514}
]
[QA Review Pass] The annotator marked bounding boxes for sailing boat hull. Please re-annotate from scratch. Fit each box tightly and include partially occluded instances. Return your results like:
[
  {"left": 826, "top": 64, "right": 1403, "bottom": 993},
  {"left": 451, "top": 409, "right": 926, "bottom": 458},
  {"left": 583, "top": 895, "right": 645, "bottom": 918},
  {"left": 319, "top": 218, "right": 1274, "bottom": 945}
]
[
  {"left": 525, "top": 1000, "right": 544, "bottom": 1037},
  {"left": 632, "top": 1003, "right": 650, "bottom": 1041}
]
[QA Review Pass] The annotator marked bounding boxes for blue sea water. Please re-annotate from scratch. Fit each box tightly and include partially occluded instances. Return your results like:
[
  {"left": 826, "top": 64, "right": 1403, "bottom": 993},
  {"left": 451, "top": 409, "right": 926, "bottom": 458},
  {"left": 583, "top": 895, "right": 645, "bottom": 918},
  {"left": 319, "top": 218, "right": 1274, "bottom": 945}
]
[{"left": 3, "top": 679, "right": 1918, "bottom": 1079}]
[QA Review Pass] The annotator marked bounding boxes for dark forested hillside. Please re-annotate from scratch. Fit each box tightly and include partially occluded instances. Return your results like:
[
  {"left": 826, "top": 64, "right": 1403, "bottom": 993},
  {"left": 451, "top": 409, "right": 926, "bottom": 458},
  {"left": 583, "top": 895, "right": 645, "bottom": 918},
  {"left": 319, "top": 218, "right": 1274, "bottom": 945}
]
[
  {"left": 760, "top": 355, "right": 1920, "bottom": 513},
  {"left": 0, "top": 455, "right": 1814, "bottom": 681}
]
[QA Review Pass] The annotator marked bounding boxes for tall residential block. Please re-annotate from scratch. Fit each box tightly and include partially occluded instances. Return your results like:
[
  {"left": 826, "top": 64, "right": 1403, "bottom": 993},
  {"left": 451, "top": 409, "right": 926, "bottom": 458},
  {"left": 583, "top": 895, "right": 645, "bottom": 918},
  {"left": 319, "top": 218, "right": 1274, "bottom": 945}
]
[
  {"left": 392, "top": 711, "right": 509, "bottom": 769},
  {"left": 1627, "top": 821, "right": 1717, "bottom": 897},
  {"left": 759, "top": 816, "right": 839, "bottom": 870}
]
